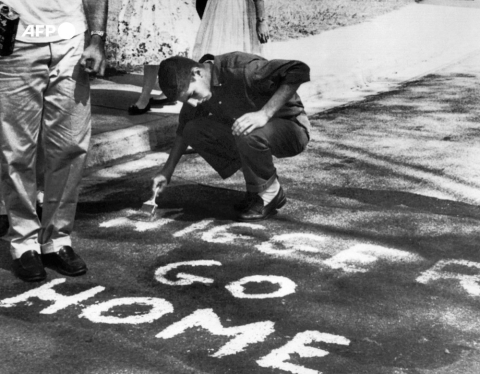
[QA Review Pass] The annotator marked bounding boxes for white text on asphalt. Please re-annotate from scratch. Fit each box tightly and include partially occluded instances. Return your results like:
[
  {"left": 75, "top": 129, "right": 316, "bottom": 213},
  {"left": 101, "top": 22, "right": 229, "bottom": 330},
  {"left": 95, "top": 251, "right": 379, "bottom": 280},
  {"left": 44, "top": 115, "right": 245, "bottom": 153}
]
[
  {"left": 0, "top": 278, "right": 105, "bottom": 314},
  {"left": 0, "top": 279, "right": 346, "bottom": 373},
  {"left": 257, "top": 331, "right": 351, "bottom": 374},
  {"left": 156, "top": 308, "right": 275, "bottom": 357}
]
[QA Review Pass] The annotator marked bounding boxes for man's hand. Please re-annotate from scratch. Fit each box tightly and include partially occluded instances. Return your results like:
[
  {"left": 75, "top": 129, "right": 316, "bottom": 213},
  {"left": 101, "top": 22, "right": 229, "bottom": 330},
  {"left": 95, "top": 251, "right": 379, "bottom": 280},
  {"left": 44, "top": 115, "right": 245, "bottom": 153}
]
[
  {"left": 80, "top": 37, "right": 107, "bottom": 75},
  {"left": 151, "top": 172, "right": 170, "bottom": 197},
  {"left": 257, "top": 21, "right": 269, "bottom": 44},
  {"left": 232, "top": 110, "right": 270, "bottom": 136}
]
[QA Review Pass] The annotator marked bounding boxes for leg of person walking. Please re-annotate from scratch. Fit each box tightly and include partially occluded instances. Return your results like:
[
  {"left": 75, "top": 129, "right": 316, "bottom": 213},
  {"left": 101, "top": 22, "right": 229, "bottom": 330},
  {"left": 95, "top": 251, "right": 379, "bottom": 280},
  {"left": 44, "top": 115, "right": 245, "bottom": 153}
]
[
  {"left": 129, "top": 65, "right": 176, "bottom": 115},
  {"left": 129, "top": 65, "right": 158, "bottom": 114}
]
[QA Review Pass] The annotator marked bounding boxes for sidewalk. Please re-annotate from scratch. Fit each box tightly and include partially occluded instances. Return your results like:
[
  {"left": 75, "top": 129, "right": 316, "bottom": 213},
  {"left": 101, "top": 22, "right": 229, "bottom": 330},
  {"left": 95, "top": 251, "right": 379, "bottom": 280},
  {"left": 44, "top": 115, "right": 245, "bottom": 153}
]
[{"left": 87, "top": 1, "right": 480, "bottom": 169}]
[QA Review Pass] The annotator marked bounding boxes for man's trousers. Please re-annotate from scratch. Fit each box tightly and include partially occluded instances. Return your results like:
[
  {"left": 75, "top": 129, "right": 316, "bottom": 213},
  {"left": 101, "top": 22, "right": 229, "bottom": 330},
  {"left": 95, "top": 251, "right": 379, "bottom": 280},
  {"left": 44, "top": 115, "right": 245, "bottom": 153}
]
[
  {"left": 0, "top": 33, "right": 91, "bottom": 259},
  {"left": 182, "top": 116, "right": 309, "bottom": 193}
]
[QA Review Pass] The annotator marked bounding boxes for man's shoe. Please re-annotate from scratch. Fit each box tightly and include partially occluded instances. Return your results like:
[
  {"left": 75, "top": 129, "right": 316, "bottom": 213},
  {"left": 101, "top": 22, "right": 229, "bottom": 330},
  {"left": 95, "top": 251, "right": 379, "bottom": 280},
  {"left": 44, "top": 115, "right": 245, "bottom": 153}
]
[
  {"left": 42, "top": 246, "right": 87, "bottom": 276},
  {"left": 0, "top": 214, "right": 9, "bottom": 237},
  {"left": 12, "top": 250, "right": 47, "bottom": 282},
  {"left": 237, "top": 187, "right": 287, "bottom": 222},
  {"left": 233, "top": 192, "right": 260, "bottom": 212}
]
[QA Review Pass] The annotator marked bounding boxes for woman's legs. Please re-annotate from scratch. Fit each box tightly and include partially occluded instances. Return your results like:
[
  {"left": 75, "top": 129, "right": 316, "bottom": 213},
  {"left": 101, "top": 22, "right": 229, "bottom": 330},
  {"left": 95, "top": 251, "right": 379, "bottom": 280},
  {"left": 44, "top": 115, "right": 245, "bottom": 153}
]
[{"left": 132, "top": 65, "right": 160, "bottom": 110}]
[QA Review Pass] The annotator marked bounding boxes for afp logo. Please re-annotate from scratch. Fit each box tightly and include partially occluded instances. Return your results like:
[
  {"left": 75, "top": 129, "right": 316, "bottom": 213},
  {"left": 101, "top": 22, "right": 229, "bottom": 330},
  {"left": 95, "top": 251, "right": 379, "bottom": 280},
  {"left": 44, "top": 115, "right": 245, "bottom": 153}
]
[{"left": 22, "top": 22, "right": 76, "bottom": 39}]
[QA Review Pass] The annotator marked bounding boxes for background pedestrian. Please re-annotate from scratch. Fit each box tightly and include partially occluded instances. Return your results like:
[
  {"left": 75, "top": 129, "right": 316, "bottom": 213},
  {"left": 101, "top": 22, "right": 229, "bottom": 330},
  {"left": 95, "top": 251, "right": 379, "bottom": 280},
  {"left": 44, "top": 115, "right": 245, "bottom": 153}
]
[{"left": 107, "top": 0, "right": 200, "bottom": 115}]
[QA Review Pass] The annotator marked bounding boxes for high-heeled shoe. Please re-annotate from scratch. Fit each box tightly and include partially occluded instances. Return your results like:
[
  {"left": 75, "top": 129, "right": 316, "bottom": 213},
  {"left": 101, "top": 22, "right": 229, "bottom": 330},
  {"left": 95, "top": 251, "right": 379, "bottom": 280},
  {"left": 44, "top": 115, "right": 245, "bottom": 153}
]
[{"left": 128, "top": 100, "right": 151, "bottom": 115}]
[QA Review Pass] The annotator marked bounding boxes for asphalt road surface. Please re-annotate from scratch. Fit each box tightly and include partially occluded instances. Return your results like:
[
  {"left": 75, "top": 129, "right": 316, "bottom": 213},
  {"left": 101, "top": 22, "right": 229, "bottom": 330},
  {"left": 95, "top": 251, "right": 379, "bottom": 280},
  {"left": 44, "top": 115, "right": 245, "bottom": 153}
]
[{"left": 1, "top": 53, "right": 480, "bottom": 374}]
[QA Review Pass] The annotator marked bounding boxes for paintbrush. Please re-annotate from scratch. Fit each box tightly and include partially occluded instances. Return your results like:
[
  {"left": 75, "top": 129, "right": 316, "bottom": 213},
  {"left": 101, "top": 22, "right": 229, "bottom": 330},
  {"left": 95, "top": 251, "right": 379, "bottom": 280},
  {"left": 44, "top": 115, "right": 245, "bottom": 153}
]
[{"left": 136, "top": 186, "right": 160, "bottom": 220}]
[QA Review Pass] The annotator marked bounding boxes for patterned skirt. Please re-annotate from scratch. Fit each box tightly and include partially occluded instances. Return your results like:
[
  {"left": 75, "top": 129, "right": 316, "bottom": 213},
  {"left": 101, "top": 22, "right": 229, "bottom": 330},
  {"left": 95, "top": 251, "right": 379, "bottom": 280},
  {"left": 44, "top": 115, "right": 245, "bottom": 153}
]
[
  {"left": 107, "top": 0, "right": 200, "bottom": 70},
  {"left": 192, "top": 0, "right": 263, "bottom": 61}
]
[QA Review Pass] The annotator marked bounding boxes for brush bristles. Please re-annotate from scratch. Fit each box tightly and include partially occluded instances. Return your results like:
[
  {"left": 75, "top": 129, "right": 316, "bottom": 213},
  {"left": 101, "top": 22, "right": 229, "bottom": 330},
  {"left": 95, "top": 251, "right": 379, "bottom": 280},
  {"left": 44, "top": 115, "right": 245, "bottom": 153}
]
[{"left": 139, "top": 202, "right": 156, "bottom": 215}]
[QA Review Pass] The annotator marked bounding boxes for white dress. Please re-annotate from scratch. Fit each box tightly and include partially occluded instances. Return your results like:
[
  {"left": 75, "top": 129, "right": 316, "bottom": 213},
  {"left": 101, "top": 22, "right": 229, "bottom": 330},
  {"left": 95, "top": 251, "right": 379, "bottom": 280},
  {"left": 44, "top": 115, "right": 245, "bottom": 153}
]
[
  {"left": 192, "top": 0, "right": 263, "bottom": 61},
  {"left": 107, "top": 0, "right": 200, "bottom": 70}
]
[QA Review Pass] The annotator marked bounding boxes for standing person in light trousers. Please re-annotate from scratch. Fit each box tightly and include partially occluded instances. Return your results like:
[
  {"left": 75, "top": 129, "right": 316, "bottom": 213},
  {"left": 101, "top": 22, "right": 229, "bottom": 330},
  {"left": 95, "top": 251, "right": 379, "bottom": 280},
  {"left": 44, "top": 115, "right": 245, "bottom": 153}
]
[{"left": 0, "top": 0, "right": 107, "bottom": 282}]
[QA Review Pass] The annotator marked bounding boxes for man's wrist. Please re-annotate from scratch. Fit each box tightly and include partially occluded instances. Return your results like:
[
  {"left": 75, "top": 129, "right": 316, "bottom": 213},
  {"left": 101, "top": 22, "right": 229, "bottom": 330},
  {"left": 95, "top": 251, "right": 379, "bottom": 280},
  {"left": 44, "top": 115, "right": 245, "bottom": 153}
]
[
  {"left": 160, "top": 167, "right": 173, "bottom": 181},
  {"left": 260, "top": 108, "right": 273, "bottom": 121}
]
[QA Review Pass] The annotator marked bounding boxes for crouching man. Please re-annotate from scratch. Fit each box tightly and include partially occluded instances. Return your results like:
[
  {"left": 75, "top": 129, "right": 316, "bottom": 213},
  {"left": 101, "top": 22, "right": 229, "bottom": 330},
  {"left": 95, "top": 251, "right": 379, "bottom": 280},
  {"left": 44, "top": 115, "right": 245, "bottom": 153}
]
[{"left": 152, "top": 52, "right": 311, "bottom": 221}]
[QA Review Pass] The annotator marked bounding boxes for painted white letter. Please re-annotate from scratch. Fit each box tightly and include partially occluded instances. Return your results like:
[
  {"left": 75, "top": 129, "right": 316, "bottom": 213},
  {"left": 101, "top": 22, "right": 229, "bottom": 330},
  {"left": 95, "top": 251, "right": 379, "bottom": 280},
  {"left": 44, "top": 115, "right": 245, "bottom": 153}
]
[
  {"left": 173, "top": 219, "right": 214, "bottom": 237},
  {"left": 256, "top": 233, "right": 327, "bottom": 255},
  {"left": 257, "top": 331, "right": 350, "bottom": 374},
  {"left": 154, "top": 260, "right": 222, "bottom": 286},
  {"left": 0, "top": 278, "right": 105, "bottom": 314},
  {"left": 324, "top": 244, "right": 424, "bottom": 273},
  {"left": 226, "top": 275, "right": 297, "bottom": 299},
  {"left": 156, "top": 308, "right": 275, "bottom": 357},
  {"left": 79, "top": 297, "right": 173, "bottom": 324},
  {"left": 416, "top": 259, "right": 480, "bottom": 296},
  {"left": 202, "top": 223, "right": 265, "bottom": 244}
]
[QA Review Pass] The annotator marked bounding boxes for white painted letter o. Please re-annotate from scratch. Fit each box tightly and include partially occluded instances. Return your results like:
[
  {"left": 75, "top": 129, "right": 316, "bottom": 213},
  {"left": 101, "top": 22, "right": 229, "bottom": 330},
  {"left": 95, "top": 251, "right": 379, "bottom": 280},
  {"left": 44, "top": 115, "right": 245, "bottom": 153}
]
[
  {"left": 80, "top": 297, "right": 173, "bottom": 324},
  {"left": 226, "top": 275, "right": 297, "bottom": 299}
]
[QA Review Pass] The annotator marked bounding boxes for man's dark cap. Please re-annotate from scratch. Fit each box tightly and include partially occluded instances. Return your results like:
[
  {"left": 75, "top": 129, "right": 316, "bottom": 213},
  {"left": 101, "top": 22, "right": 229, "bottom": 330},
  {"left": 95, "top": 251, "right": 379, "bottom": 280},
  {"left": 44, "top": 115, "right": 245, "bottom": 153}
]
[{"left": 158, "top": 56, "right": 198, "bottom": 101}]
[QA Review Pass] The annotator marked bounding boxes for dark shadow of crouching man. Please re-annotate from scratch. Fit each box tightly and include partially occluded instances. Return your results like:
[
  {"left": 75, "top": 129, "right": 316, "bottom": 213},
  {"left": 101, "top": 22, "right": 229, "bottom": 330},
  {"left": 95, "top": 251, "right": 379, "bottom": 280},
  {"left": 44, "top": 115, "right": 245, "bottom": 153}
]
[{"left": 151, "top": 52, "right": 311, "bottom": 222}]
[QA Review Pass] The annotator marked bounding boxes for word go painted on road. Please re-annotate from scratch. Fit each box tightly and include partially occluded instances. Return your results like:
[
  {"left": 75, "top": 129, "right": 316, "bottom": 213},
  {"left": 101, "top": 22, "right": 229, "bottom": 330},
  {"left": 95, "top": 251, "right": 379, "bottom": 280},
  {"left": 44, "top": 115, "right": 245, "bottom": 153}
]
[{"left": 154, "top": 260, "right": 297, "bottom": 299}]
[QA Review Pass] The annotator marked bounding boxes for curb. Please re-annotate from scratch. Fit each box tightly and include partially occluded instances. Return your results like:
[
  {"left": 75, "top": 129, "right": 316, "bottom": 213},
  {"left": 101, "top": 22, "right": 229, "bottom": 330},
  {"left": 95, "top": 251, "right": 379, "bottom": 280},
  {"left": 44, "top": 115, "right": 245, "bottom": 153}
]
[{"left": 86, "top": 117, "right": 178, "bottom": 169}]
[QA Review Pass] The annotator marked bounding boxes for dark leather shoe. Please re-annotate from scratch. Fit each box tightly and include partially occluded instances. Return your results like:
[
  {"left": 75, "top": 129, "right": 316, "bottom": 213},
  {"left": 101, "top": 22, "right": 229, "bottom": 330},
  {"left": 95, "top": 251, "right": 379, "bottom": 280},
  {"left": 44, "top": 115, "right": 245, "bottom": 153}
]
[
  {"left": 237, "top": 187, "right": 287, "bottom": 222},
  {"left": 42, "top": 246, "right": 87, "bottom": 276},
  {"left": 233, "top": 192, "right": 260, "bottom": 212},
  {"left": 12, "top": 250, "right": 47, "bottom": 282},
  {"left": 0, "top": 214, "right": 9, "bottom": 237},
  {"left": 128, "top": 101, "right": 151, "bottom": 115}
]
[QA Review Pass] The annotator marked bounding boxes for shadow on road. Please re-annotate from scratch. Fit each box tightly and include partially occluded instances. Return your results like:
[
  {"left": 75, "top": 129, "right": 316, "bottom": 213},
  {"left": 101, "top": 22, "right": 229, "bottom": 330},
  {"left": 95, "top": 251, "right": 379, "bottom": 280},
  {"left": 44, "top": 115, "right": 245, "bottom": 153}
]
[
  {"left": 331, "top": 187, "right": 480, "bottom": 219},
  {"left": 78, "top": 183, "right": 246, "bottom": 222}
]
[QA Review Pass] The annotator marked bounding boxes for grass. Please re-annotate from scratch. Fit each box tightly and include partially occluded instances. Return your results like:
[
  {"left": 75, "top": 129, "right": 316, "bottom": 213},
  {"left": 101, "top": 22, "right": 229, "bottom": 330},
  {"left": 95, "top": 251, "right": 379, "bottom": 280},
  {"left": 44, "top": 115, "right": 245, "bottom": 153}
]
[{"left": 266, "top": 0, "right": 412, "bottom": 41}]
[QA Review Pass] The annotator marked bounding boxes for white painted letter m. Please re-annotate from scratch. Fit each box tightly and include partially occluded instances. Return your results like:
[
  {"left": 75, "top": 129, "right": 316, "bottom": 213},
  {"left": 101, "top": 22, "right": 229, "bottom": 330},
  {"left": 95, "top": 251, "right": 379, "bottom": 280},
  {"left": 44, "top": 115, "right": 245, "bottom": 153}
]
[{"left": 156, "top": 308, "right": 275, "bottom": 357}]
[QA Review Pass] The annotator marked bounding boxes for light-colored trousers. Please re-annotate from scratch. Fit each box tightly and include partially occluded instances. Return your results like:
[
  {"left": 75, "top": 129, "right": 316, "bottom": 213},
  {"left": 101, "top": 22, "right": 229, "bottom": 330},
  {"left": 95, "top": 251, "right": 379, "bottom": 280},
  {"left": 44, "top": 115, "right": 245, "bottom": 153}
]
[
  {"left": 0, "top": 33, "right": 91, "bottom": 259},
  {"left": 0, "top": 141, "right": 45, "bottom": 216},
  {"left": 0, "top": 175, "right": 5, "bottom": 215}
]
